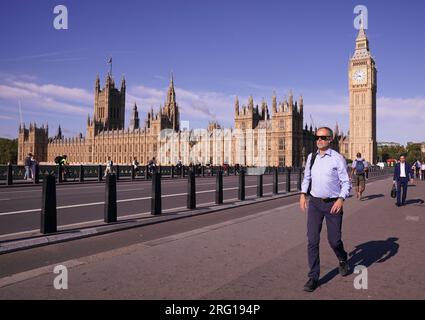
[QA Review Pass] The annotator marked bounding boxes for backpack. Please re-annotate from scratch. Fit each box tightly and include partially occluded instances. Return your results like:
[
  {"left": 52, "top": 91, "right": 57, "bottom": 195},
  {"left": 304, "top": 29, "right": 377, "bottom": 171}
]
[
  {"left": 54, "top": 156, "right": 63, "bottom": 164},
  {"left": 355, "top": 160, "right": 365, "bottom": 174}
]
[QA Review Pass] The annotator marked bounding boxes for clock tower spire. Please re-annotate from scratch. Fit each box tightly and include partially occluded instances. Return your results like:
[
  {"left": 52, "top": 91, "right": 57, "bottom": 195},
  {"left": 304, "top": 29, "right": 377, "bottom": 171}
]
[{"left": 348, "top": 25, "right": 377, "bottom": 164}]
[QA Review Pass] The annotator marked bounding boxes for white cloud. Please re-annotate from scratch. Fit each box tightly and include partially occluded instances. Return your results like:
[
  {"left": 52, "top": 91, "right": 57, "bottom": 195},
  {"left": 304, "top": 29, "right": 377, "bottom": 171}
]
[
  {"left": 10, "top": 81, "right": 92, "bottom": 104},
  {"left": 0, "top": 79, "right": 92, "bottom": 116}
]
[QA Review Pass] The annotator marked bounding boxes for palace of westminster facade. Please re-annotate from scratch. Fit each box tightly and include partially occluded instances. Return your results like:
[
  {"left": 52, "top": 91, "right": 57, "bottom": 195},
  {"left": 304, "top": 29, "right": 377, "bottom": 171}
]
[{"left": 18, "top": 27, "right": 377, "bottom": 167}]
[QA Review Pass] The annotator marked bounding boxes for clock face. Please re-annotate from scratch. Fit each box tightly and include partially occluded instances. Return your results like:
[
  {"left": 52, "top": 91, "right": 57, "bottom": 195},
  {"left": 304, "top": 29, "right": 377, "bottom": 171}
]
[{"left": 352, "top": 69, "right": 367, "bottom": 84}]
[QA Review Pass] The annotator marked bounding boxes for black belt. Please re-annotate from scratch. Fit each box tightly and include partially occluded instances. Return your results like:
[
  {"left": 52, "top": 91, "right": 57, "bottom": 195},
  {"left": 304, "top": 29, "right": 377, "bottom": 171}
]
[{"left": 313, "top": 196, "right": 339, "bottom": 203}]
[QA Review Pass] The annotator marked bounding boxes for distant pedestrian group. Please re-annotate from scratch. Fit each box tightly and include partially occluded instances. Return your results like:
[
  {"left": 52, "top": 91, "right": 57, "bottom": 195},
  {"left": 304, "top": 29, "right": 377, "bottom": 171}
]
[{"left": 24, "top": 153, "right": 38, "bottom": 181}]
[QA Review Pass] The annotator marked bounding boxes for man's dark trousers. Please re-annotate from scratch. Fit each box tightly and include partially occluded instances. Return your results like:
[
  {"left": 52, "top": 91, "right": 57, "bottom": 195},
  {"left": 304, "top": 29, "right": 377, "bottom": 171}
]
[
  {"left": 396, "top": 177, "right": 408, "bottom": 205},
  {"left": 307, "top": 196, "right": 347, "bottom": 281}
]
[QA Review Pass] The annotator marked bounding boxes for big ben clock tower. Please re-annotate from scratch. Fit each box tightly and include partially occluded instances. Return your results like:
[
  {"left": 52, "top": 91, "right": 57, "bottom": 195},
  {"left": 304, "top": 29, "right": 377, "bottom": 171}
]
[{"left": 349, "top": 24, "right": 377, "bottom": 164}]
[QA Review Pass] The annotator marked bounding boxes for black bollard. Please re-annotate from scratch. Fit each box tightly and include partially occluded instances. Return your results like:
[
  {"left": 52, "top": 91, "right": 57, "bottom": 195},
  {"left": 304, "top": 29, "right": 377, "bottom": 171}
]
[
  {"left": 57, "top": 164, "right": 63, "bottom": 183},
  {"left": 6, "top": 164, "right": 13, "bottom": 185},
  {"left": 33, "top": 164, "right": 39, "bottom": 184},
  {"left": 257, "top": 174, "right": 263, "bottom": 198},
  {"left": 98, "top": 165, "right": 103, "bottom": 182},
  {"left": 286, "top": 167, "right": 291, "bottom": 193},
  {"left": 40, "top": 175, "right": 57, "bottom": 234},
  {"left": 216, "top": 169, "right": 223, "bottom": 204},
  {"left": 297, "top": 167, "right": 303, "bottom": 191},
  {"left": 151, "top": 171, "right": 161, "bottom": 215},
  {"left": 187, "top": 169, "right": 196, "bottom": 209},
  {"left": 104, "top": 174, "right": 117, "bottom": 223},
  {"left": 171, "top": 165, "right": 175, "bottom": 179},
  {"left": 238, "top": 168, "right": 245, "bottom": 201},
  {"left": 115, "top": 165, "right": 120, "bottom": 181},
  {"left": 145, "top": 165, "right": 149, "bottom": 180},
  {"left": 182, "top": 166, "right": 185, "bottom": 179},
  {"left": 273, "top": 167, "right": 278, "bottom": 195},
  {"left": 79, "top": 164, "right": 84, "bottom": 182},
  {"left": 202, "top": 165, "right": 205, "bottom": 177}
]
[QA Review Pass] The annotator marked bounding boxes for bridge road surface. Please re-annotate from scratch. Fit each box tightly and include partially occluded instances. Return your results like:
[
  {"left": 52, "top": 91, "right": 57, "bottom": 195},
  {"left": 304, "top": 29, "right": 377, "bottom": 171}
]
[
  {"left": 0, "top": 174, "right": 299, "bottom": 237},
  {"left": 1, "top": 176, "right": 424, "bottom": 299}
]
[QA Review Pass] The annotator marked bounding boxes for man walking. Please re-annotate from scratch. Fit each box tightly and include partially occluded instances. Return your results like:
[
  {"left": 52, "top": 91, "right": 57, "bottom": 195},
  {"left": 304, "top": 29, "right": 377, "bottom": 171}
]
[
  {"left": 393, "top": 155, "right": 414, "bottom": 207},
  {"left": 104, "top": 157, "right": 113, "bottom": 176},
  {"left": 300, "top": 127, "right": 351, "bottom": 292},
  {"left": 24, "top": 153, "right": 32, "bottom": 181},
  {"left": 350, "top": 153, "right": 369, "bottom": 200}
]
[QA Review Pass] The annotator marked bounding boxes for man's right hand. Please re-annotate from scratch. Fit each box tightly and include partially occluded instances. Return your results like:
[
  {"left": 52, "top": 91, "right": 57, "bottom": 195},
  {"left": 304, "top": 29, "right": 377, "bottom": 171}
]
[{"left": 300, "top": 194, "right": 308, "bottom": 211}]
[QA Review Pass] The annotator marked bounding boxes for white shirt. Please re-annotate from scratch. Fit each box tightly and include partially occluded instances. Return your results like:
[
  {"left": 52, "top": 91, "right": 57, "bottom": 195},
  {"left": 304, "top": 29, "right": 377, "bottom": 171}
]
[
  {"left": 400, "top": 163, "right": 406, "bottom": 177},
  {"left": 421, "top": 164, "right": 425, "bottom": 170}
]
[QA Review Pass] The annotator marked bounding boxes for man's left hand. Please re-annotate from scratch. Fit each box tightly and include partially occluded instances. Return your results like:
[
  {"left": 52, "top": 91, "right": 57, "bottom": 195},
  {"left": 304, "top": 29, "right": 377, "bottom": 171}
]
[{"left": 330, "top": 199, "right": 344, "bottom": 214}]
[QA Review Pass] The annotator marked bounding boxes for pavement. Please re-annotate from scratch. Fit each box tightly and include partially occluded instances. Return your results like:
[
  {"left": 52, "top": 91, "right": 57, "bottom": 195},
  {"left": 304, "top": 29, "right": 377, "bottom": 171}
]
[{"left": 1, "top": 175, "right": 424, "bottom": 299}]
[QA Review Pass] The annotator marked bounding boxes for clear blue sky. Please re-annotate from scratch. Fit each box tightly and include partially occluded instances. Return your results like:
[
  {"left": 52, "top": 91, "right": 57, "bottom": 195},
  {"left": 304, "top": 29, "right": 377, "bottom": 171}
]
[{"left": 1, "top": 0, "right": 424, "bottom": 145}]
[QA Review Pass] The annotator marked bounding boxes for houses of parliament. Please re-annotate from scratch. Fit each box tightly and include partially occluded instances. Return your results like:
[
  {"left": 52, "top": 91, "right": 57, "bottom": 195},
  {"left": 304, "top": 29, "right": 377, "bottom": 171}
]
[{"left": 18, "top": 27, "right": 376, "bottom": 166}]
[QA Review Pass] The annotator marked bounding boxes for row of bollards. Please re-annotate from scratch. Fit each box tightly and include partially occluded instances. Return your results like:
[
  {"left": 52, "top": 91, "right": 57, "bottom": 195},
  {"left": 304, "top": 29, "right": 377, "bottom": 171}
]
[{"left": 39, "top": 167, "right": 302, "bottom": 235}]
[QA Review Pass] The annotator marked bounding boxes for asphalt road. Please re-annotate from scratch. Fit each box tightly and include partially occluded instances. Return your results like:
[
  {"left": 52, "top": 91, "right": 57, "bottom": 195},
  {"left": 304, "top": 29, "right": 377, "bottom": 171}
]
[{"left": 0, "top": 174, "right": 299, "bottom": 236}]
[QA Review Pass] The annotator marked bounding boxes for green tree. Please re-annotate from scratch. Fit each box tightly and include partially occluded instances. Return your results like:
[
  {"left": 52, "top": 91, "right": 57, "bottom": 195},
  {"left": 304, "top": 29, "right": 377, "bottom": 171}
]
[
  {"left": 378, "top": 146, "right": 406, "bottom": 162},
  {"left": 0, "top": 138, "right": 18, "bottom": 164},
  {"left": 406, "top": 143, "right": 422, "bottom": 164}
]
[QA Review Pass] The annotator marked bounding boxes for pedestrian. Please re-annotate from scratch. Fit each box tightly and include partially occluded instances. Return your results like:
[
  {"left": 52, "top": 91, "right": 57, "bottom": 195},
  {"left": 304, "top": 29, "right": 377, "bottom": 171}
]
[
  {"left": 421, "top": 161, "right": 425, "bottom": 181},
  {"left": 24, "top": 153, "right": 32, "bottom": 180},
  {"left": 300, "top": 127, "right": 351, "bottom": 292},
  {"left": 59, "top": 155, "right": 68, "bottom": 181},
  {"left": 393, "top": 155, "right": 414, "bottom": 207},
  {"left": 413, "top": 160, "right": 421, "bottom": 179},
  {"left": 30, "top": 154, "right": 38, "bottom": 180},
  {"left": 132, "top": 157, "right": 140, "bottom": 176},
  {"left": 104, "top": 157, "right": 113, "bottom": 176},
  {"left": 148, "top": 157, "right": 157, "bottom": 175},
  {"left": 350, "top": 153, "right": 369, "bottom": 200}
]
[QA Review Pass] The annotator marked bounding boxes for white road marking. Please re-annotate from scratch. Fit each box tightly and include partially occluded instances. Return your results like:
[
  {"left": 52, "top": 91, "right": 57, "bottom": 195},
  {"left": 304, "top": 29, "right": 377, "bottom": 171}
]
[
  {"left": 406, "top": 216, "right": 420, "bottom": 222},
  {"left": 0, "top": 193, "right": 282, "bottom": 240},
  {"left": 0, "top": 183, "right": 297, "bottom": 217}
]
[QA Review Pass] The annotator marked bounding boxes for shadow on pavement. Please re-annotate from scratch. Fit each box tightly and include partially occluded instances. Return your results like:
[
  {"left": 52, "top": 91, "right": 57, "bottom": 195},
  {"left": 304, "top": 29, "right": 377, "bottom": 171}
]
[
  {"left": 361, "top": 194, "right": 384, "bottom": 201},
  {"left": 404, "top": 198, "right": 425, "bottom": 205},
  {"left": 319, "top": 237, "right": 400, "bottom": 286}
]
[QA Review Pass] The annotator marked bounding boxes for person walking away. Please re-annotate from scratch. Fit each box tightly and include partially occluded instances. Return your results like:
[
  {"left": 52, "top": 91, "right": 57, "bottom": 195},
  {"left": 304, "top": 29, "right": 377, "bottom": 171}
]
[
  {"left": 393, "top": 155, "right": 414, "bottom": 207},
  {"left": 300, "top": 127, "right": 351, "bottom": 292},
  {"left": 24, "top": 153, "right": 32, "bottom": 181},
  {"left": 132, "top": 157, "right": 140, "bottom": 176},
  {"left": 414, "top": 160, "right": 421, "bottom": 179},
  {"left": 351, "top": 153, "right": 368, "bottom": 200},
  {"left": 59, "top": 155, "right": 68, "bottom": 181},
  {"left": 30, "top": 155, "right": 38, "bottom": 180},
  {"left": 104, "top": 157, "right": 113, "bottom": 176}
]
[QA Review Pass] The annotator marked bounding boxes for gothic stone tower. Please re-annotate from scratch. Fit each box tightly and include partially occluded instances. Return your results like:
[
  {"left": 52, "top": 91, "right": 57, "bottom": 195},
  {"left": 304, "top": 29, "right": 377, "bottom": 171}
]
[
  {"left": 93, "top": 73, "right": 126, "bottom": 133},
  {"left": 17, "top": 123, "right": 48, "bottom": 164},
  {"left": 349, "top": 25, "right": 377, "bottom": 163},
  {"left": 270, "top": 92, "right": 304, "bottom": 167}
]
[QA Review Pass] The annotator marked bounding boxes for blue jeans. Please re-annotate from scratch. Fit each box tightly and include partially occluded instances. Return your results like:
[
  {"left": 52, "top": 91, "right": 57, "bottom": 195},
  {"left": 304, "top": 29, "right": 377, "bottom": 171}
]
[{"left": 24, "top": 166, "right": 31, "bottom": 180}]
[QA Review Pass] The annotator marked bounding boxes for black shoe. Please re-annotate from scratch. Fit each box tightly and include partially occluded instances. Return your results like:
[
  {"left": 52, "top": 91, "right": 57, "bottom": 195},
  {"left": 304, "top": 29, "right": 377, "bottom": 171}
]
[
  {"left": 395, "top": 203, "right": 401, "bottom": 207},
  {"left": 303, "top": 278, "right": 319, "bottom": 292},
  {"left": 339, "top": 261, "right": 350, "bottom": 277}
]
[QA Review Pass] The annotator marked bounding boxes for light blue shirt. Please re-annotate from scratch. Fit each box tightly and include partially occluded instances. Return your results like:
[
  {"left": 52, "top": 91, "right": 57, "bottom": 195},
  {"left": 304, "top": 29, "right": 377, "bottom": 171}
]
[{"left": 301, "top": 148, "right": 351, "bottom": 199}]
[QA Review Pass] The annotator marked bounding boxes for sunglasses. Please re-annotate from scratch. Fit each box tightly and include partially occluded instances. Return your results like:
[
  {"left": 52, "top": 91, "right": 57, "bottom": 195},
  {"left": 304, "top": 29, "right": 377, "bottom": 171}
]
[{"left": 315, "top": 136, "right": 331, "bottom": 141}]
